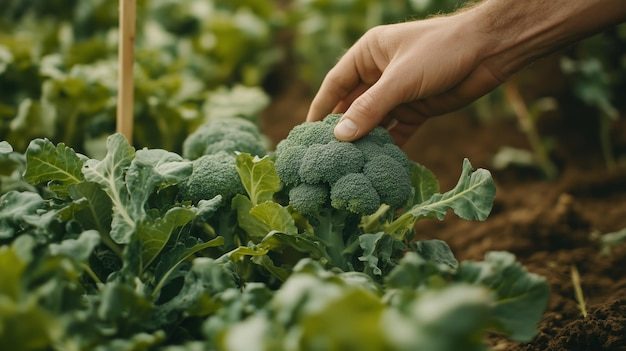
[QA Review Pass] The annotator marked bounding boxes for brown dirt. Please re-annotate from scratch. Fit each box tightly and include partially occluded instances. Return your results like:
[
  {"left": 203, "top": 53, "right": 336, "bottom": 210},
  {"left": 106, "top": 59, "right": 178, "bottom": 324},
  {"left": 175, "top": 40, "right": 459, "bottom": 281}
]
[{"left": 261, "top": 73, "right": 626, "bottom": 351}]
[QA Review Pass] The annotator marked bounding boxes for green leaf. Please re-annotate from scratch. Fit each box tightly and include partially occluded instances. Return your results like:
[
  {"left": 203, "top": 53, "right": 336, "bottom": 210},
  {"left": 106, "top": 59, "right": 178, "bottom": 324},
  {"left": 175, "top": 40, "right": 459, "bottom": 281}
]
[
  {"left": 232, "top": 194, "right": 270, "bottom": 239},
  {"left": 23, "top": 138, "right": 84, "bottom": 197},
  {"left": 295, "top": 289, "right": 388, "bottom": 351},
  {"left": 260, "top": 232, "right": 327, "bottom": 259},
  {"left": 384, "top": 284, "right": 492, "bottom": 351},
  {"left": 235, "top": 153, "right": 280, "bottom": 206},
  {"left": 413, "top": 240, "right": 458, "bottom": 270},
  {"left": 196, "top": 196, "right": 223, "bottom": 221},
  {"left": 250, "top": 201, "right": 297, "bottom": 235},
  {"left": 154, "top": 258, "right": 238, "bottom": 325},
  {"left": 0, "top": 191, "right": 46, "bottom": 239},
  {"left": 82, "top": 134, "right": 136, "bottom": 244},
  {"left": 410, "top": 161, "right": 439, "bottom": 205},
  {"left": 0, "top": 141, "right": 12, "bottom": 154},
  {"left": 384, "top": 252, "right": 455, "bottom": 291},
  {"left": 153, "top": 236, "right": 225, "bottom": 296},
  {"left": 0, "top": 245, "right": 26, "bottom": 300},
  {"left": 49, "top": 230, "right": 100, "bottom": 262},
  {"left": 136, "top": 206, "right": 197, "bottom": 271},
  {"left": 67, "top": 182, "right": 113, "bottom": 237},
  {"left": 126, "top": 149, "right": 192, "bottom": 218},
  {"left": 386, "top": 159, "right": 495, "bottom": 239},
  {"left": 358, "top": 232, "right": 398, "bottom": 276},
  {"left": 457, "top": 251, "right": 550, "bottom": 342}
]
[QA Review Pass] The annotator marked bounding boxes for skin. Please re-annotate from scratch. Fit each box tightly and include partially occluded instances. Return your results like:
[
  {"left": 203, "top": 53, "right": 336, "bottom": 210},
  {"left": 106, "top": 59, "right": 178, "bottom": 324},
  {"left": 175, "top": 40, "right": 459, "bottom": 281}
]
[{"left": 306, "top": 0, "right": 626, "bottom": 145}]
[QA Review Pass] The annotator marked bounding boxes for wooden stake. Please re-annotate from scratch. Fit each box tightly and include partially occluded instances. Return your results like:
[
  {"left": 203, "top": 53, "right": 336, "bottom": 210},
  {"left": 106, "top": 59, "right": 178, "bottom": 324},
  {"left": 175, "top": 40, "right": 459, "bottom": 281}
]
[{"left": 117, "top": 0, "right": 136, "bottom": 143}]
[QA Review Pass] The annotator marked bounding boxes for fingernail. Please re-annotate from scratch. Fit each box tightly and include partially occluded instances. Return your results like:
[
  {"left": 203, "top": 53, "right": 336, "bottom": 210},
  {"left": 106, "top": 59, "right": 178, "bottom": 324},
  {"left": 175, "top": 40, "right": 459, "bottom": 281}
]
[{"left": 334, "top": 118, "right": 358, "bottom": 139}]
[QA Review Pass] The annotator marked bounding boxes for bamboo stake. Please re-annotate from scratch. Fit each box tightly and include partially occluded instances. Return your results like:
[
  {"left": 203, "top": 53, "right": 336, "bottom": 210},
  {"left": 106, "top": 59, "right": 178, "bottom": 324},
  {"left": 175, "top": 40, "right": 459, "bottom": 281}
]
[{"left": 117, "top": 0, "right": 136, "bottom": 143}]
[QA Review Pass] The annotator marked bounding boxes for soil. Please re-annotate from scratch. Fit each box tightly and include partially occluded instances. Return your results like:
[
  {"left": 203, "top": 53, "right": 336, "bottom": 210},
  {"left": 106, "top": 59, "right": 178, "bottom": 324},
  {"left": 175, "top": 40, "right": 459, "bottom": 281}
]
[{"left": 262, "top": 70, "right": 626, "bottom": 350}]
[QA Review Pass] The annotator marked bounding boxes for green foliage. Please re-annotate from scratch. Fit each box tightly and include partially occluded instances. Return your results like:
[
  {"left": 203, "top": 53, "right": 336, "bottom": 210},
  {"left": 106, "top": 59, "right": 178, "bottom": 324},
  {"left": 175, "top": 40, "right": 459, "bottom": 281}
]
[
  {"left": 0, "top": 134, "right": 549, "bottom": 350},
  {"left": 0, "top": 1, "right": 274, "bottom": 155}
]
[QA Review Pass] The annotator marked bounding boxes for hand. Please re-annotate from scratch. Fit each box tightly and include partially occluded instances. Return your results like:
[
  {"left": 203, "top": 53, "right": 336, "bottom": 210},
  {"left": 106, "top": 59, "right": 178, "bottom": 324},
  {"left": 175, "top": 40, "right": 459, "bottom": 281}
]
[
  {"left": 306, "top": 0, "right": 626, "bottom": 145},
  {"left": 306, "top": 13, "right": 503, "bottom": 145}
]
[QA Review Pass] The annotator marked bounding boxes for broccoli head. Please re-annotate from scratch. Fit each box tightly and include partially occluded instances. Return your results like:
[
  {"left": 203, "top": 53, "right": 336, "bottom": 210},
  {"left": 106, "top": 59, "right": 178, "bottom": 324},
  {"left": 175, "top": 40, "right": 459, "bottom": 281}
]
[
  {"left": 330, "top": 173, "right": 380, "bottom": 215},
  {"left": 183, "top": 117, "right": 267, "bottom": 160},
  {"left": 180, "top": 151, "right": 245, "bottom": 204},
  {"left": 275, "top": 114, "right": 413, "bottom": 216},
  {"left": 289, "top": 183, "right": 329, "bottom": 217}
]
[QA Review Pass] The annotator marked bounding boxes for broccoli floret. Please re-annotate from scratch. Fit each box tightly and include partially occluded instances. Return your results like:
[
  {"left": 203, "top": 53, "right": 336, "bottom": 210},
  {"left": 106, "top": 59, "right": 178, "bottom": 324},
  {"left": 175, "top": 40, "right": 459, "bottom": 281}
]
[
  {"left": 289, "top": 183, "right": 329, "bottom": 216},
  {"left": 353, "top": 139, "right": 383, "bottom": 162},
  {"left": 381, "top": 143, "right": 411, "bottom": 173},
  {"left": 183, "top": 117, "right": 267, "bottom": 160},
  {"left": 363, "top": 155, "right": 412, "bottom": 208},
  {"left": 299, "top": 141, "right": 364, "bottom": 184},
  {"left": 330, "top": 173, "right": 380, "bottom": 215},
  {"left": 275, "top": 144, "right": 307, "bottom": 186},
  {"left": 180, "top": 152, "right": 244, "bottom": 204},
  {"left": 274, "top": 114, "right": 413, "bottom": 216},
  {"left": 286, "top": 121, "right": 334, "bottom": 147},
  {"left": 322, "top": 113, "right": 342, "bottom": 125}
]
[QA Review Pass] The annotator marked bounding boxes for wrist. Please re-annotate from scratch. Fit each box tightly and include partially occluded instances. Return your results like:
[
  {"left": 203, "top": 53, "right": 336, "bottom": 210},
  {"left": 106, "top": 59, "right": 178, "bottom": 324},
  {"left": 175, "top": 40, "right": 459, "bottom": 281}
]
[{"left": 464, "top": 0, "right": 626, "bottom": 78}]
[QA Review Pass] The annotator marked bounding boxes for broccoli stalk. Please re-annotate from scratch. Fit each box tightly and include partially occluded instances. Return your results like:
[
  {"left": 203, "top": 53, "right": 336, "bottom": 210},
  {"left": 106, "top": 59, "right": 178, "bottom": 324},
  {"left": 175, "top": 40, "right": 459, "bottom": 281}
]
[{"left": 314, "top": 208, "right": 350, "bottom": 271}]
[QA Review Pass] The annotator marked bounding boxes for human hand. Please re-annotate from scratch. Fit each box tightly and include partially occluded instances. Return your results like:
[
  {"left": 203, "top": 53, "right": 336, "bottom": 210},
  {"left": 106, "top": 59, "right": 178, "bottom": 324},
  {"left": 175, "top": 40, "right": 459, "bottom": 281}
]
[{"left": 306, "top": 13, "right": 504, "bottom": 145}]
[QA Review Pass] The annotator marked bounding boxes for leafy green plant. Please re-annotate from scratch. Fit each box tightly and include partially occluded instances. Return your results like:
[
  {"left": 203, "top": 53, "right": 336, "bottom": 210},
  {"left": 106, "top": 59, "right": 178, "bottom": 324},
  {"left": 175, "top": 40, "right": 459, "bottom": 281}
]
[{"left": 0, "top": 117, "right": 549, "bottom": 349}]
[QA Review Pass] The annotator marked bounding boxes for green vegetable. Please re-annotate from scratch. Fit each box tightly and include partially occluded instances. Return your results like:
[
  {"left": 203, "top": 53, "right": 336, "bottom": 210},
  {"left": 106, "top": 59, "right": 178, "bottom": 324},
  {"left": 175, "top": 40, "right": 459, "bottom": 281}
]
[
  {"left": 180, "top": 151, "right": 245, "bottom": 204},
  {"left": 182, "top": 117, "right": 267, "bottom": 160},
  {"left": 275, "top": 114, "right": 412, "bottom": 216}
]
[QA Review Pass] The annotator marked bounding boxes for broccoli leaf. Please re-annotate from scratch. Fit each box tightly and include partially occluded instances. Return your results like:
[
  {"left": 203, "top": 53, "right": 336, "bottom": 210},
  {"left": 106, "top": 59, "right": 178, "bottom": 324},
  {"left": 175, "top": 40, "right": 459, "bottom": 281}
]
[
  {"left": 0, "top": 141, "right": 13, "bottom": 154},
  {"left": 66, "top": 182, "right": 113, "bottom": 236},
  {"left": 384, "top": 251, "right": 456, "bottom": 291},
  {"left": 126, "top": 149, "right": 192, "bottom": 218},
  {"left": 23, "top": 138, "right": 84, "bottom": 197},
  {"left": 457, "top": 251, "right": 550, "bottom": 342},
  {"left": 136, "top": 206, "right": 197, "bottom": 272},
  {"left": 386, "top": 159, "right": 495, "bottom": 239},
  {"left": 152, "top": 236, "right": 225, "bottom": 297},
  {"left": 82, "top": 134, "right": 136, "bottom": 244},
  {"left": 410, "top": 161, "right": 439, "bottom": 205},
  {"left": 413, "top": 240, "right": 459, "bottom": 270},
  {"left": 49, "top": 230, "right": 100, "bottom": 262},
  {"left": 0, "top": 191, "right": 46, "bottom": 239},
  {"left": 235, "top": 153, "right": 280, "bottom": 206},
  {"left": 232, "top": 194, "right": 271, "bottom": 239},
  {"left": 358, "top": 232, "right": 398, "bottom": 276},
  {"left": 250, "top": 202, "right": 297, "bottom": 236},
  {"left": 383, "top": 285, "right": 492, "bottom": 351}
]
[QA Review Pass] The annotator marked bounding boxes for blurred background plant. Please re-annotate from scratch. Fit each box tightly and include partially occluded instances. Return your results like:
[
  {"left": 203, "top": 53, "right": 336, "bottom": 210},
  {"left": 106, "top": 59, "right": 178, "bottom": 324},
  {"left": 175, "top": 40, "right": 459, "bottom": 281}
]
[{"left": 0, "top": 0, "right": 624, "bottom": 172}]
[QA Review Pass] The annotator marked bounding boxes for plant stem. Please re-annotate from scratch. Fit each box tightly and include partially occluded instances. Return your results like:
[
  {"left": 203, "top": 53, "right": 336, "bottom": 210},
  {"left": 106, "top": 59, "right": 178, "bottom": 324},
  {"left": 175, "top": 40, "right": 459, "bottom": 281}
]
[
  {"left": 504, "top": 82, "right": 558, "bottom": 179},
  {"left": 570, "top": 265, "right": 588, "bottom": 318},
  {"left": 81, "top": 263, "right": 104, "bottom": 289}
]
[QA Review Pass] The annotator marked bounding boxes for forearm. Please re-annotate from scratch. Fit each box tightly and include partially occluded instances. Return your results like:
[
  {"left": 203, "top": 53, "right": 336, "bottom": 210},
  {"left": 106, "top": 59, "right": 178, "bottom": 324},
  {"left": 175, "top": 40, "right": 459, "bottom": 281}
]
[{"left": 465, "top": 0, "right": 626, "bottom": 77}]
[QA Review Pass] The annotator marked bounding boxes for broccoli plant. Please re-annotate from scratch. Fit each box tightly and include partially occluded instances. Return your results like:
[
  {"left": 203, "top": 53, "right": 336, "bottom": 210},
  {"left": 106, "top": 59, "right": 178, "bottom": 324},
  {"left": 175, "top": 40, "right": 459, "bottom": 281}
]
[{"left": 0, "top": 128, "right": 548, "bottom": 350}]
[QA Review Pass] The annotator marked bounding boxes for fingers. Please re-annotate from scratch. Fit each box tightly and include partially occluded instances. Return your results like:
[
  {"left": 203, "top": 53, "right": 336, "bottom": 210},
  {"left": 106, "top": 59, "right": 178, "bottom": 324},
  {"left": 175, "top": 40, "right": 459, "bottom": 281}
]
[
  {"left": 306, "top": 51, "right": 361, "bottom": 122},
  {"left": 334, "top": 72, "right": 406, "bottom": 141},
  {"left": 411, "top": 64, "right": 503, "bottom": 117},
  {"left": 332, "top": 82, "right": 371, "bottom": 113}
]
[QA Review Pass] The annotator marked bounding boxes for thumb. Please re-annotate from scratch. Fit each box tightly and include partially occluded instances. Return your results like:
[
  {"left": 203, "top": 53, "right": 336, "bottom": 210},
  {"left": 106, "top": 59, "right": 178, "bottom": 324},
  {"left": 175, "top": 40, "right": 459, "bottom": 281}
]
[{"left": 334, "top": 77, "right": 404, "bottom": 141}]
